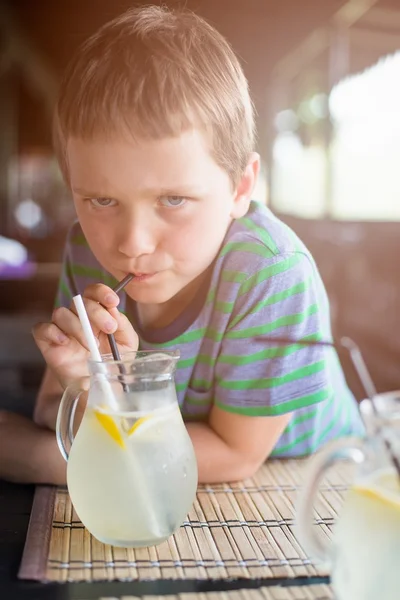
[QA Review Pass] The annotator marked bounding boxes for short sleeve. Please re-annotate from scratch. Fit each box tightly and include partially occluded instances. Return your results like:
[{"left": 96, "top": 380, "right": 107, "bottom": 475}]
[
  {"left": 214, "top": 251, "right": 333, "bottom": 416},
  {"left": 54, "top": 230, "right": 78, "bottom": 309},
  {"left": 53, "top": 222, "right": 117, "bottom": 309}
]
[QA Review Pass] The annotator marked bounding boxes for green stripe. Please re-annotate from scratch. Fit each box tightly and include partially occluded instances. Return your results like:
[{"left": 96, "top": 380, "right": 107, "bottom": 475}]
[
  {"left": 178, "top": 332, "right": 322, "bottom": 369},
  {"left": 225, "top": 303, "right": 318, "bottom": 340},
  {"left": 59, "top": 277, "right": 72, "bottom": 301},
  {"left": 71, "top": 263, "right": 117, "bottom": 287},
  {"left": 215, "top": 278, "right": 312, "bottom": 323},
  {"left": 185, "top": 394, "right": 211, "bottom": 406},
  {"left": 213, "top": 299, "right": 235, "bottom": 314},
  {"left": 317, "top": 389, "right": 352, "bottom": 445},
  {"left": 241, "top": 215, "right": 280, "bottom": 254},
  {"left": 215, "top": 386, "right": 331, "bottom": 416},
  {"left": 282, "top": 405, "right": 319, "bottom": 433},
  {"left": 286, "top": 226, "right": 304, "bottom": 253},
  {"left": 161, "top": 327, "right": 207, "bottom": 347},
  {"left": 216, "top": 333, "right": 323, "bottom": 366},
  {"left": 190, "top": 379, "right": 211, "bottom": 390},
  {"left": 208, "top": 253, "right": 304, "bottom": 305},
  {"left": 229, "top": 278, "right": 311, "bottom": 328},
  {"left": 196, "top": 354, "right": 215, "bottom": 366},
  {"left": 272, "top": 396, "right": 333, "bottom": 455},
  {"left": 272, "top": 429, "right": 315, "bottom": 456},
  {"left": 239, "top": 254, "right": 302, "bottom": 296},
  {"left": 151, "top": 302, "right": 317, "bottom": 347},
  {"left": 71, "top": 232, "right": 88, "bottom": 247},
  {"left": 175, "top": 382, "right": 187, "bottom": 393},
  {"left": 219, "top": 241, "right": 275, "bottom": 259},
  {"left": 221, "top": 271, "right": 248, "bottom": 284},
  {"left": 206, "top": 288, "right": 216, "bottom": 304},
  {"left": 312, "top": 396, "right": 342, "bottom": 450},
  {"left": 216, "top": 359, "right": 325, "bottom": 390},
  {"left": 177, "top": 357, "right": 197, "bottom": 369},
  {"left": 336, "top": 398, "right": 351, "bottom": 438}
]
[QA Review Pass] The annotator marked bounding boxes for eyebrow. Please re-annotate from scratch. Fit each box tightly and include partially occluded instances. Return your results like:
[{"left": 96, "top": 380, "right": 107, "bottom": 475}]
[
  {"left": 73, "top": 187, "right": 105, "bottom": 197},
  {"left": 72, "top": 186, "right": 207, "bottom": 197}
]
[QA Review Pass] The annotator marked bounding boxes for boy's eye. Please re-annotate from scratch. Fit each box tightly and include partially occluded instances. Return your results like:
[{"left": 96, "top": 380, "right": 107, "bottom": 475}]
[
  {"left": 88, "top": 197, "right": 117, "bottom": 208},
  {"left": 158, "top": 196, "right": 187, "bottom": 208}
]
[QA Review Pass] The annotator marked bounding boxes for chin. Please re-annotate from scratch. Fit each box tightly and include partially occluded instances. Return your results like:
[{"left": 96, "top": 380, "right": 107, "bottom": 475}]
[{"left": 131, "top": 288, "right": 177, "bottom": 305}]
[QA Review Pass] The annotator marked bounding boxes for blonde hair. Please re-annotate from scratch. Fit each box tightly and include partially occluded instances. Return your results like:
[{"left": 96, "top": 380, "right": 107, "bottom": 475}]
[{"left": 54, "top": 5, "right": 255, "bottom": 187}]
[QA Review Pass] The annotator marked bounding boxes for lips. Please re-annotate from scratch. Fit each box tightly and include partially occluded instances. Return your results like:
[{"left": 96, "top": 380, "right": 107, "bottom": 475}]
[{"left": 130, "top": 272, "right": 156, "bottom": 282}]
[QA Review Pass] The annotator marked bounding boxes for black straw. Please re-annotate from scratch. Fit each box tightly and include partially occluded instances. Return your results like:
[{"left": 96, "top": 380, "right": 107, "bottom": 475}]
[
  {"left": 106, "top": 273, "right": 135, "bottom": 392},
  {"left": 106, "top": 273, "right": 135, "bottom": 362}
]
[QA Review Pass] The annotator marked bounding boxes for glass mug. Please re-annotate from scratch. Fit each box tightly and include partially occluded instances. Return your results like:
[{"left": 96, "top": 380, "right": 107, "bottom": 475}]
[
  {"left": 296, "top": 391, "right": 400, "bottom": 600},
  {"left": 56, "top": 350, "right": 198, "bottom": 547}
]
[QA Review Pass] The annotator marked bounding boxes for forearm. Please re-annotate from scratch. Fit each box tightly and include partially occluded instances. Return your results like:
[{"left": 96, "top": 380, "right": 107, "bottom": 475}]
[
  {"left": 34, "top": 392, "right": 86, "bottom": 433},
  {"left": 33, "top": 395, "right": 61, "bottom": 431},
  {"left": 185, "top": 421, "right": 261, "bottom": 483},
  {"left": 0, "top": 411, "right": 66, "bottom": 485}
]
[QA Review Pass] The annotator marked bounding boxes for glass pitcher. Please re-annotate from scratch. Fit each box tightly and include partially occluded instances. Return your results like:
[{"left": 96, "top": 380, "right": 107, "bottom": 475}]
[
  {"left": 296, "top": 391, "right": 400, "bottom": 600},
  {"left": 56, "top": 350, "right": 198, "bottom": 548}
]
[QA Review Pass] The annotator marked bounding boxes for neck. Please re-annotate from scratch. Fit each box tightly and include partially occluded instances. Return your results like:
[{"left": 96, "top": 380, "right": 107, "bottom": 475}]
[{"left": 136, "top": 269, "right": 210, "bottom": 330}]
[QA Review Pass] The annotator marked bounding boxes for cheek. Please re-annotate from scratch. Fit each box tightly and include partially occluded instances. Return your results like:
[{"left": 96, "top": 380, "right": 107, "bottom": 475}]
[
  {"left": 167, "top": 222, "right": 199, "bottom": 254},
  {"left": 77, "top": 213, "right": 113, "bottom": 253},
  {"left": 164, "top": 211, "right": 228, "bottom": 262}
]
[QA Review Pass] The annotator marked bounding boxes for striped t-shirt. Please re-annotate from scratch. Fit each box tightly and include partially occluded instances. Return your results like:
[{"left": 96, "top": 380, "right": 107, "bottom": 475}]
[{"left": 55, "top": 200, "right": 363, "bottom": 457}]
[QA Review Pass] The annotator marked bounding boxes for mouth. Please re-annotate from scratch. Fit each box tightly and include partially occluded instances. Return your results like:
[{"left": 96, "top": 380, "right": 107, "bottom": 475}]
[{"left": 130, "top": 272, "right": 157, "bottom": 282}]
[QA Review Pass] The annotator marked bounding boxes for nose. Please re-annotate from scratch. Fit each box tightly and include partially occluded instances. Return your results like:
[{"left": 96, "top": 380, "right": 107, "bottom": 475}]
[{"left": 117, "top": 210, "right": 158, "bottom": 258}]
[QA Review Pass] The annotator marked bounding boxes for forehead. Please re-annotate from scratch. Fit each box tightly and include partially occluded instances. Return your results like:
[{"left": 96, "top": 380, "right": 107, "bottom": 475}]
[{"left": 66, "top": 129, "right": 221, "bottom": 189}]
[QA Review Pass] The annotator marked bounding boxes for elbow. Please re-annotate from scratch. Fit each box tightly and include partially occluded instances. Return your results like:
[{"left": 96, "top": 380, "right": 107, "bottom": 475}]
[
  {"left": 225, "top": 454, "right": 266, "bottom": 483},
  {"left": 33, "top": 404, "right": 45, "bottom": 427},
  {"left": 234, "top": 461, "right": 262, "bottom": 482},
  {"left": 33, "top": 401, "right": 54, "bottom": 429}
]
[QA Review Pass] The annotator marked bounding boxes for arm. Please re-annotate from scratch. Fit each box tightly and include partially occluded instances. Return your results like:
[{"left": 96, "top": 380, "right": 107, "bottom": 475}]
[
  {"left": 190, "top": 250, "right": 332, "bottom": 483},
  {"left": 33, "top": 366, "right": 64, "bottom": 430},
  {"left": 0, "top": 285, "right": 138, "bottom": 485},
  {"left": 0, "top": 407, "right": 67, "bottom": 484},
  {"left": 187, "top": 406, "right": 292, "bottom": 483},
  {"left": 32, "top": 284, "right": 139, "bottom": 430},
  {"left": 0, "top": 366, "right": 76, "bottom": 484}
]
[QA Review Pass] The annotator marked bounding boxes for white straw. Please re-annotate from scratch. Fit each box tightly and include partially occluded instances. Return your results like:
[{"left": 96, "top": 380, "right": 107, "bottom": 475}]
[
  {"left": 73, "top": 293, "right": 164, "bottom": 539},
  {"left": 73, "top": 294, "right": 118, "bottom": 411},
  {"left": 73, "top": 295, "right": 103, "bottom": 362}
]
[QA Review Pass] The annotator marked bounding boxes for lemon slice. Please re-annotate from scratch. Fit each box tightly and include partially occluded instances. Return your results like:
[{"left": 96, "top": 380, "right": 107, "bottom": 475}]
[
  {"left": 94, "top": 406, "right": 178, "bottom": 446},
  {"left": 94, "top": 411, "right": 125, "bottom": 449},
  {"left": 127, "top": 416, "right": 152, "bottom": 436},
  {"left": 353, "top": 471, "right": 400, "bottom": 511},
  {"left": 126, "top": 407, "right": 179, "bottom": 439}
]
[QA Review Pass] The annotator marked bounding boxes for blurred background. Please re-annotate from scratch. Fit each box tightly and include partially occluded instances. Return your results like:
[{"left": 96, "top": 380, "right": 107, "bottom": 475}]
[{"left": 0, "top": 0, "right": 399, "bottom": 411}]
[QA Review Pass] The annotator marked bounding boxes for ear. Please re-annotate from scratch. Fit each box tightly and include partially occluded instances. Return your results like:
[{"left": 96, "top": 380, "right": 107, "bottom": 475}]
[{"left": 230, "top": 152, "right": 260, "bottom": 219}]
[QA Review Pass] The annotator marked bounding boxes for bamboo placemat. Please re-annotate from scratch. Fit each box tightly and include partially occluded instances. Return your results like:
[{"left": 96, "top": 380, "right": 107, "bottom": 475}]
[
  {"left": 19, "top": 458, "right": 352, "bottom": 583},
  {"left": 83, "top": 585, "right": 333, "bottom": 600}
]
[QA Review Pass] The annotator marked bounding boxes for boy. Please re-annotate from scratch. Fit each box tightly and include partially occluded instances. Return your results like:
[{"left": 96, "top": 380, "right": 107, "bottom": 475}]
[{"left": 0, "top": 5, "right": 363, "bottom": 485}]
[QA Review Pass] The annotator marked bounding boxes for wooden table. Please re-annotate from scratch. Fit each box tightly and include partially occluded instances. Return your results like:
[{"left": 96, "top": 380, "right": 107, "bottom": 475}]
[{"left": 0, "top": 391, "right": 331, "bottom": 600}]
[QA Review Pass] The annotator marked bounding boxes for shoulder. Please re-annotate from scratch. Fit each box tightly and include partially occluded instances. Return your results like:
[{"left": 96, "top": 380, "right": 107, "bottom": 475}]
[
  {"left": 232, "top": 201, "right": 307, "bottom": 253},
  {"left": 63, "top": 221, "right": 116, "bottom": 288},
  {"left": 217, "top": 201, "right": 315, "bottom": 278},
  {"left": 64, "top": 220, "right": 89, "bottom": 258}
]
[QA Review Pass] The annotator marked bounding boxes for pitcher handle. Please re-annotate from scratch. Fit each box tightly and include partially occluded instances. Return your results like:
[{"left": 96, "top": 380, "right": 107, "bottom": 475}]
[
  {"left": 56, "top": 379, "right": 89, "bottom": 461},
  {"left": 296, "top": 438, "right": 366, "bottom": 563}
]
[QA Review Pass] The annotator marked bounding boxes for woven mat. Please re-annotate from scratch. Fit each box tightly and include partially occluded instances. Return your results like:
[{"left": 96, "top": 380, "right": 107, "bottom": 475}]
[
  {"left": 19, "top": 458, "right": 351, "bottom": 583},
  {"left": 83, "top": 585, "right": 333, "bottom": 600}
]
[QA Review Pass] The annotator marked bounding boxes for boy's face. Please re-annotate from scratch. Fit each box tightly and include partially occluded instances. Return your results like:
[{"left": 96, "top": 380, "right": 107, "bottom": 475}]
[{"left": 67, "top": 129, "right": 258, "bottom": 309}]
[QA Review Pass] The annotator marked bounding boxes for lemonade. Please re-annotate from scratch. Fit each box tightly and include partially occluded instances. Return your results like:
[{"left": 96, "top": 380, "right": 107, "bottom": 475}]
[
  {"left": 66, "top": 388, "right": 198, "bottom": 547},
  {"left": 331, "top": 468, "right": 400, "bottom": 600}
]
